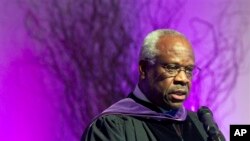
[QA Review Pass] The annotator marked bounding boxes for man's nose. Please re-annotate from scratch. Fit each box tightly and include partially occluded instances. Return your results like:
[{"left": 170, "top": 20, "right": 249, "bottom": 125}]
[{"left": 174, "top": 70, "right": 189, "bottom": 84}]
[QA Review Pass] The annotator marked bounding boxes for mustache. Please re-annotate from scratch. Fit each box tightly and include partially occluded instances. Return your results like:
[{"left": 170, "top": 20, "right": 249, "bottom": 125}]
[{"left": 166, "top": 85, "right": 189, "bottom": 94}]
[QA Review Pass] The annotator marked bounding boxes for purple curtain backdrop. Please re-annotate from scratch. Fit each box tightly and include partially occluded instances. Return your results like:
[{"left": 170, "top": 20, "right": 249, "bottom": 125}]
[{"left": 1, "top": 0, "right": 250, "bottom": 141}]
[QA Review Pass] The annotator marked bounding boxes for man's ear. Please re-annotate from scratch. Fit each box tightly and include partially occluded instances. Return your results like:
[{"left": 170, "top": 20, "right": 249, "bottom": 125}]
[{"left": 139, "top": 60, "right": 148, "bottom": 79}]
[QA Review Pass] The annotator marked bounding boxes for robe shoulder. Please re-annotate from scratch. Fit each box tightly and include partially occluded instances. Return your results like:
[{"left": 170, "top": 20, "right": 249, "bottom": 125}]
[{"left": 82, "top": 114, "right": 157, "bottom": 141}]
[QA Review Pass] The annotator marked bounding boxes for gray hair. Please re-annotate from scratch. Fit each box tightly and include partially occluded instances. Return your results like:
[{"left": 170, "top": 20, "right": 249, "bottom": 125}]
[{"left": 139, "top": 29, "right": 186, "bottom": 62}]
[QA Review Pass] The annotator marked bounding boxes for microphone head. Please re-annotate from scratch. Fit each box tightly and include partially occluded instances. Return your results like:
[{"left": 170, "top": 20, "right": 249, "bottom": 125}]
[
  {"left": 198, "top": 106, "right": 213, "bottom": 122},
  {"left": 197, "top": 106, "right": 226, "bottom": 141}
]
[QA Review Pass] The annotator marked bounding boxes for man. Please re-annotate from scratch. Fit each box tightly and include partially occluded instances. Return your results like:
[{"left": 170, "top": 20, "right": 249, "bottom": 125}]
[{"left": 82, "top": 29, "right": 208, "bottom": 141}]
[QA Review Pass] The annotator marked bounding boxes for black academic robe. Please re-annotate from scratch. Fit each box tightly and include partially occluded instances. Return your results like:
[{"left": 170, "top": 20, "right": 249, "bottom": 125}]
[{"left": 82, "top": 94, "right": 208, "bottom": 141}]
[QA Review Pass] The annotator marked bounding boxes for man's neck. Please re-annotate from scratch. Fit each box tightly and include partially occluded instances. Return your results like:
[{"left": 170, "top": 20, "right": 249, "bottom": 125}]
[
  {"left": 133, "top": 84, "right": 181, "bottom": 114},
  {"left": 133, "top": 84, "right": 151, "bottom": 103}
]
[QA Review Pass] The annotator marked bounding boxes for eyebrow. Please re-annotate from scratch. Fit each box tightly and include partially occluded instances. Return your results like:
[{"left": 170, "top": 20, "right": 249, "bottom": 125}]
[{"left": 161, "top": 62, "right": 195, "bottom": 67}]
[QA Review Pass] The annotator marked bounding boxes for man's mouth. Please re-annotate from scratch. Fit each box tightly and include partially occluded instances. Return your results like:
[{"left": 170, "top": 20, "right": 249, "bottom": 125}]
[{"left": 169, "top": 90, "right": 187, "bottom": 101}]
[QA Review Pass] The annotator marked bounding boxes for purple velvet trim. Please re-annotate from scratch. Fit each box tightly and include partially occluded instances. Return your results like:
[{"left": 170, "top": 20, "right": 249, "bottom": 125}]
[{"left": 101, "top": 98, "right": 187, "bottom": 121}]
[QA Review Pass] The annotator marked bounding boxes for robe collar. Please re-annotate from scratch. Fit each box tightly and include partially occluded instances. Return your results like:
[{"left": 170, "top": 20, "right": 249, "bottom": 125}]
[{"left": 101, "top": 92, "right": 187, "bottom": 121}]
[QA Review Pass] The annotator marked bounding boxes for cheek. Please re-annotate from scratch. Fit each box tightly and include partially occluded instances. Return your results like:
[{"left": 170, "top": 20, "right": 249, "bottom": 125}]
[
  {"left": 187, "top": 80, "right": 192, "bottom": 90},
  {"left": 154, "top": 78, "right": 174, "bottom": 94},
  {"left": 147, "top": 68, "right": 173, "bottom": 93},
  {"left": 146, "top": 68, "right": 163, "bottom": 84}
]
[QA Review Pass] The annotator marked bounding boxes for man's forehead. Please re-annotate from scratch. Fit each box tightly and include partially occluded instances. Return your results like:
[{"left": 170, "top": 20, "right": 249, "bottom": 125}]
[
  {"left": 155, "top": 36, "right": 195, "bottom": 63},
  {"left": 157, "top": 38, "right": 193, "bottom": 55},
  {"left": 156, "top": 35, "right": 192, "bottom": 49}
]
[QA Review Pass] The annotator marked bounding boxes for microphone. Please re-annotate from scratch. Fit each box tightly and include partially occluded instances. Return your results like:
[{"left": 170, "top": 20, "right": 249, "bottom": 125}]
[{"left": 198, "top": 106, "right": 226, "bottom": 141}]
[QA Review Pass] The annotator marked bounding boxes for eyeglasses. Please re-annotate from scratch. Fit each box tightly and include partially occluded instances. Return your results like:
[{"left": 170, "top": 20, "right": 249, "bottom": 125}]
[{"left": 160, "top": 63, "right": 201, "bottom": 79}]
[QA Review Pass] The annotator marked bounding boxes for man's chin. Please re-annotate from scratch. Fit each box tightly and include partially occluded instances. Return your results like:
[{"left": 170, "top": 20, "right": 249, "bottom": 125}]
[
  {"left": 168, "top": 102, "right": 183, "bottom": 109},
  {"left": 161, "top": 102, "right": 183, "bottom": 110}
]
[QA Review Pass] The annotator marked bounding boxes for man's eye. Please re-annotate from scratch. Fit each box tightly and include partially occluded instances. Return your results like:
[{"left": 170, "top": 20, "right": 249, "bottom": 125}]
[
  {"left": 186, "top": 67, "right": 194, "bottom": 73},
  {"left": 165, "top": 64, "right": 179, "bottom": 70}
]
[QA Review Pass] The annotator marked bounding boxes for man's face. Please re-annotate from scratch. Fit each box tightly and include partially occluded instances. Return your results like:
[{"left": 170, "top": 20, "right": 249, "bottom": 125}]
[{"left": 140, "top": 36, "right": 195, "bottom": 109}]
